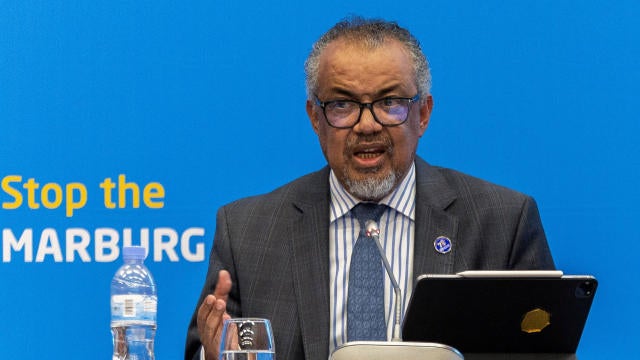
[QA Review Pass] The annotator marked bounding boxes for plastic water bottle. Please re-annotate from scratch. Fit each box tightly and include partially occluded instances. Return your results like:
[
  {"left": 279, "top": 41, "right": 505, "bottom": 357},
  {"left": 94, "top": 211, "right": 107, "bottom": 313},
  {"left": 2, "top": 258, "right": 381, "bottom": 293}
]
[{"left": 111, "top": 246, "right": 157, "bottom": 360}]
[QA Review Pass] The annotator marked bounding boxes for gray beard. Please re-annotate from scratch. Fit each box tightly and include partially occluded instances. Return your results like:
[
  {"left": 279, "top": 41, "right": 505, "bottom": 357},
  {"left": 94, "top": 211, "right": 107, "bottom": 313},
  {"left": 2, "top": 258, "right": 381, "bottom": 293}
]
[{"left": 343, "top": 170, "right": 397, "bottom": 202}]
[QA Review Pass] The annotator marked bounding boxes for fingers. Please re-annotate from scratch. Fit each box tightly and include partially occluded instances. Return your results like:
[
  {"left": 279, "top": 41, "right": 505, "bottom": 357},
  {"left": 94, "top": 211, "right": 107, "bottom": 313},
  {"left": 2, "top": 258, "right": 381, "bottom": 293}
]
[
  {"left": 214, "top": 270, "right": 232, "bottom": 302},
  {"left": 196, "top": 270, "right": 233, "bottom": 359}
]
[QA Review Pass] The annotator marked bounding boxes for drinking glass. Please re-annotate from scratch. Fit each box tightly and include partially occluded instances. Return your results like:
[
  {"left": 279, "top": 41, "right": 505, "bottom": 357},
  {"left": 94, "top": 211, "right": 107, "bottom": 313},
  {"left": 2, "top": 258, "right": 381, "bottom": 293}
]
[{"left": 219, "top": 318, "right": 275, "bottom": 360}]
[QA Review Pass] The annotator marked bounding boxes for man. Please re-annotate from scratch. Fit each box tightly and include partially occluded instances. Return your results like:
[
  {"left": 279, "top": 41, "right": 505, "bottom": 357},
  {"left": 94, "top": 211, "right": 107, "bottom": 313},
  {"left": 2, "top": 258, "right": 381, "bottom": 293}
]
[{"left": 185, "top": 16, "right": 554, "bottom": 360}]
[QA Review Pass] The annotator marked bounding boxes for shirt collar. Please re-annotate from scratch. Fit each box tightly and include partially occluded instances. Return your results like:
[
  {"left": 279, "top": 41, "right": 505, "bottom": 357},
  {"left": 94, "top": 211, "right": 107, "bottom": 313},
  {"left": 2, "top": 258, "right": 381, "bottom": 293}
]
[{"left": 329, "top": 163, "right": 416, "bottom": 222}]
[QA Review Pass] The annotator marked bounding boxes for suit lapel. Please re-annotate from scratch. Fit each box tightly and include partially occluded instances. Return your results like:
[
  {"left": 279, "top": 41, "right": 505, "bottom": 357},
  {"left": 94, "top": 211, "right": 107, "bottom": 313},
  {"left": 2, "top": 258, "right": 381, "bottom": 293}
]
[
  {"left": 290, "top": 168, "right": 331, "bottom": 360},
  {"left": 413, "top": 158, "right": 459, "bottom": 277}
]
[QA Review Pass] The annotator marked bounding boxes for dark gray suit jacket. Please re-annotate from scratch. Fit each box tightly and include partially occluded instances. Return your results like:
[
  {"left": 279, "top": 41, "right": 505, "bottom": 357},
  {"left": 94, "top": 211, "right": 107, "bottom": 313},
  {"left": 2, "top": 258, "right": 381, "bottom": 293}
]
[{"left": 185, "top": 158, "right": 555, "bottom": 360}]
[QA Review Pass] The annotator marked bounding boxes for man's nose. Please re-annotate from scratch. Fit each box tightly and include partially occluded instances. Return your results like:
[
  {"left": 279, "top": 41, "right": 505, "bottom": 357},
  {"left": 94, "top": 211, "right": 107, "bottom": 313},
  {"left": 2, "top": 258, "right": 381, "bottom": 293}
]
[{"left": 353, "top": 106, "right": 383, "bottom": 134}]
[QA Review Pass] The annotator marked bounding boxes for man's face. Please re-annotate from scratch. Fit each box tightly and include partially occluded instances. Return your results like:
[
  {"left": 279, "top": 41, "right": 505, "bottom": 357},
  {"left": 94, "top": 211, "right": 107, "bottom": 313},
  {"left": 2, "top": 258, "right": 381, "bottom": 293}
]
[{"left": 307, "top": 38, "right": 433, "bottom": 201}]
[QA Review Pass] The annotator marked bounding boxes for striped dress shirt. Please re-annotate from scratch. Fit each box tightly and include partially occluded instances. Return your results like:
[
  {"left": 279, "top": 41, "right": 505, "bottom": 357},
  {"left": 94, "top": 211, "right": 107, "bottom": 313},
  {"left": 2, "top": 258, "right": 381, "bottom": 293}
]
[{"left": 328, "top": 163, "right": 416, "bottom": 352}]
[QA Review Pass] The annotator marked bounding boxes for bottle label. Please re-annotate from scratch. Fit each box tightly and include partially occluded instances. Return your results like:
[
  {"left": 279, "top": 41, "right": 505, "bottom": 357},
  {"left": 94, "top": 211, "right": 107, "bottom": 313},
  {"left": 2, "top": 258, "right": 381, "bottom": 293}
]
[{"left": 111, "top": 295, "right": 157, "bottom": 322}]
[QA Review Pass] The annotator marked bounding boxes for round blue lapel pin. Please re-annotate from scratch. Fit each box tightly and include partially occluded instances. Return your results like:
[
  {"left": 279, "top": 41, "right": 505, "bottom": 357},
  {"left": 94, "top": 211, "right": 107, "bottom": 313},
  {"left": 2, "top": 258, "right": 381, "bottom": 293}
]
[{"left": 434, "top": 236, "right": 452, "bottom": 254}]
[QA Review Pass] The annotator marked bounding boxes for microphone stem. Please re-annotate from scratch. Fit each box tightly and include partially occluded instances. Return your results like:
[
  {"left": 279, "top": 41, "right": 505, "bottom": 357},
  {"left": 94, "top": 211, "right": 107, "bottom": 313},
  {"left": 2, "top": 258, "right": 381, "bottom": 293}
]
[
  {"left": 372, "top": 233, "right": 403, "bottom": 341},
  {"left": 392, "top": 286, "right": 402, "bottom": 342}
]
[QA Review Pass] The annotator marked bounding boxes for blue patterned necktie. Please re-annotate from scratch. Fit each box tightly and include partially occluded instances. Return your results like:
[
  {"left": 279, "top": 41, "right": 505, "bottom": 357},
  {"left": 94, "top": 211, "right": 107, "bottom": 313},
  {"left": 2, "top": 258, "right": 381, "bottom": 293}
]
[{"left": 347, "top": 202, "right": 388, "bottom": 341}]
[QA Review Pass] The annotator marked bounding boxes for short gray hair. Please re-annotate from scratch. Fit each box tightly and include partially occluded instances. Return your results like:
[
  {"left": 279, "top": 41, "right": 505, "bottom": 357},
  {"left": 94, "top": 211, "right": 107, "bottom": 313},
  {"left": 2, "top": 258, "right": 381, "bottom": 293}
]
[{"left": 304, "top": 16, "right": 432, "bottom": 100}]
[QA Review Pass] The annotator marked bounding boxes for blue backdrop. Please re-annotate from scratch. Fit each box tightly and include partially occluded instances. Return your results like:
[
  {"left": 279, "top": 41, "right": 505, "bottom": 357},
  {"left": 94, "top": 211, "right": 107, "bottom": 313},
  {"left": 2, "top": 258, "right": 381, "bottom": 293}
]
[{"left": 1, "top": 1, "right": 638, "bottom": 359}]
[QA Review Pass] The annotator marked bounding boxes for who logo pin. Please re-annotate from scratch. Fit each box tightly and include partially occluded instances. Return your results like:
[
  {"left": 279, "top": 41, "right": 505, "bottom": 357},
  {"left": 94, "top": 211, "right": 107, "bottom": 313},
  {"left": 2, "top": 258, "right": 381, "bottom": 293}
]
[{"left": 434, "top": 236, "right": 452, "bottom": 254}]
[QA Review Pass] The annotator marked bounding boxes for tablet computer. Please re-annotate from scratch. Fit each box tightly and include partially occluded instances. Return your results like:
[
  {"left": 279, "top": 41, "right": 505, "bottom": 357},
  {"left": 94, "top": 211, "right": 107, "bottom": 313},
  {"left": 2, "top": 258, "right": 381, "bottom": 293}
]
[{"left": 401, "top": 271, "right": 597, "bottom": 354}]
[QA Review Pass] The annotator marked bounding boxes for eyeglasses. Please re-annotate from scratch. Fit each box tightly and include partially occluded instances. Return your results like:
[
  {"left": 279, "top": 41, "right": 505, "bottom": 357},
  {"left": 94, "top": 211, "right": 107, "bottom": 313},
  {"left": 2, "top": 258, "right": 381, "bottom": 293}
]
[{"left": 314, "top": 94, "right": 420, "bottom": 129}]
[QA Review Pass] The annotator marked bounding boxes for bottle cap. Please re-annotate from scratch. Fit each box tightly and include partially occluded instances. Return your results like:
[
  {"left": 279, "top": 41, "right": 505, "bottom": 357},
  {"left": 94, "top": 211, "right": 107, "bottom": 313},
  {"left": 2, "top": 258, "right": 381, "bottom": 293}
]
[{"left": 123, "top": 246, "right": 147, "bottom": 260}]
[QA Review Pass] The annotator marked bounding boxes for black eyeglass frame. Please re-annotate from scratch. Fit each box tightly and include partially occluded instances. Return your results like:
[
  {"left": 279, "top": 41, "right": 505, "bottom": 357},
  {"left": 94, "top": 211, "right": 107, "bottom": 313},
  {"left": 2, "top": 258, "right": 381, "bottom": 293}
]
[{"left": 313, "top": 94, "right": 421, "bottom": 129}]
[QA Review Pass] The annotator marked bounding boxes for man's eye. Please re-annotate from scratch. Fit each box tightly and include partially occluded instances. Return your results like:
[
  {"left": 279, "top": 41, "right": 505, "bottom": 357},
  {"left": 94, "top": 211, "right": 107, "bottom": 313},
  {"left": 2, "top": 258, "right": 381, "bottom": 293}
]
[
  {"left": 329, "top": 101, "right": 354, "bottom": 111},
  {"left": 380, "top": 98, "right": 402, "bottom": 107}
]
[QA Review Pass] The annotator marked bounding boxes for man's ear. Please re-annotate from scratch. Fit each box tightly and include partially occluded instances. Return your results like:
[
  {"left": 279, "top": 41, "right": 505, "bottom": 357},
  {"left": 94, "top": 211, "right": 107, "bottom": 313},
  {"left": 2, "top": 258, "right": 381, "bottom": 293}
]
[
  {"left": 307, "top": 99, "right": 321, "bottom": 135},
  {"left": 418, "top": 95, "right": 433, "bottom": 136}
]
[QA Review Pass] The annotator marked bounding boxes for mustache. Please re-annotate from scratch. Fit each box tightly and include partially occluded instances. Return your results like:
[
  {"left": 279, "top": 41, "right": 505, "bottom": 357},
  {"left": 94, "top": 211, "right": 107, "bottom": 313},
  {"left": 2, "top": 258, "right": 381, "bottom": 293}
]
[{"left": 345, "top": 133, "right": 393, "bottom": 152}]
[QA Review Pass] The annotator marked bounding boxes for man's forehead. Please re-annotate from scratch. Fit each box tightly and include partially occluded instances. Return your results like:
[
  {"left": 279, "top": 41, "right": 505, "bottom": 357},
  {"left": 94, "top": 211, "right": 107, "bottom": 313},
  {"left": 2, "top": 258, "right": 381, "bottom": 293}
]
[
  {"left": 315, "top": 38, "right": 417, "bottom": 98},
  {"left": 319, "top": 38, "right": 412, "bottom": 70}
]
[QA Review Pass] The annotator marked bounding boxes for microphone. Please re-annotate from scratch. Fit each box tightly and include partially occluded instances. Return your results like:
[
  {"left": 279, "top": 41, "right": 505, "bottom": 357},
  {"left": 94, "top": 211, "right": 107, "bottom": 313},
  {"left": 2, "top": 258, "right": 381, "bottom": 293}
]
[
  {"left": 329, "top": 220, "right": 463, "bottom": 360},
  {"left": 365, "top": 220, "right": 402, "bottom": 342}
]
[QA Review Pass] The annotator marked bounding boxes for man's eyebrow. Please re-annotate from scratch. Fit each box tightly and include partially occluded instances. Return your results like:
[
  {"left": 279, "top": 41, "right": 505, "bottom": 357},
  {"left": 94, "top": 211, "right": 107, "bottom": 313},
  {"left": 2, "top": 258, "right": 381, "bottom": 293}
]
[
  {"left": 324, "top": 87, "right": 358, "bottom": 99},
  {"left": 375, "top": 84, "right": 406, "bottom": 97},
  {"left": 324, "top": 85, "right": 405, "bottom": 100}
]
